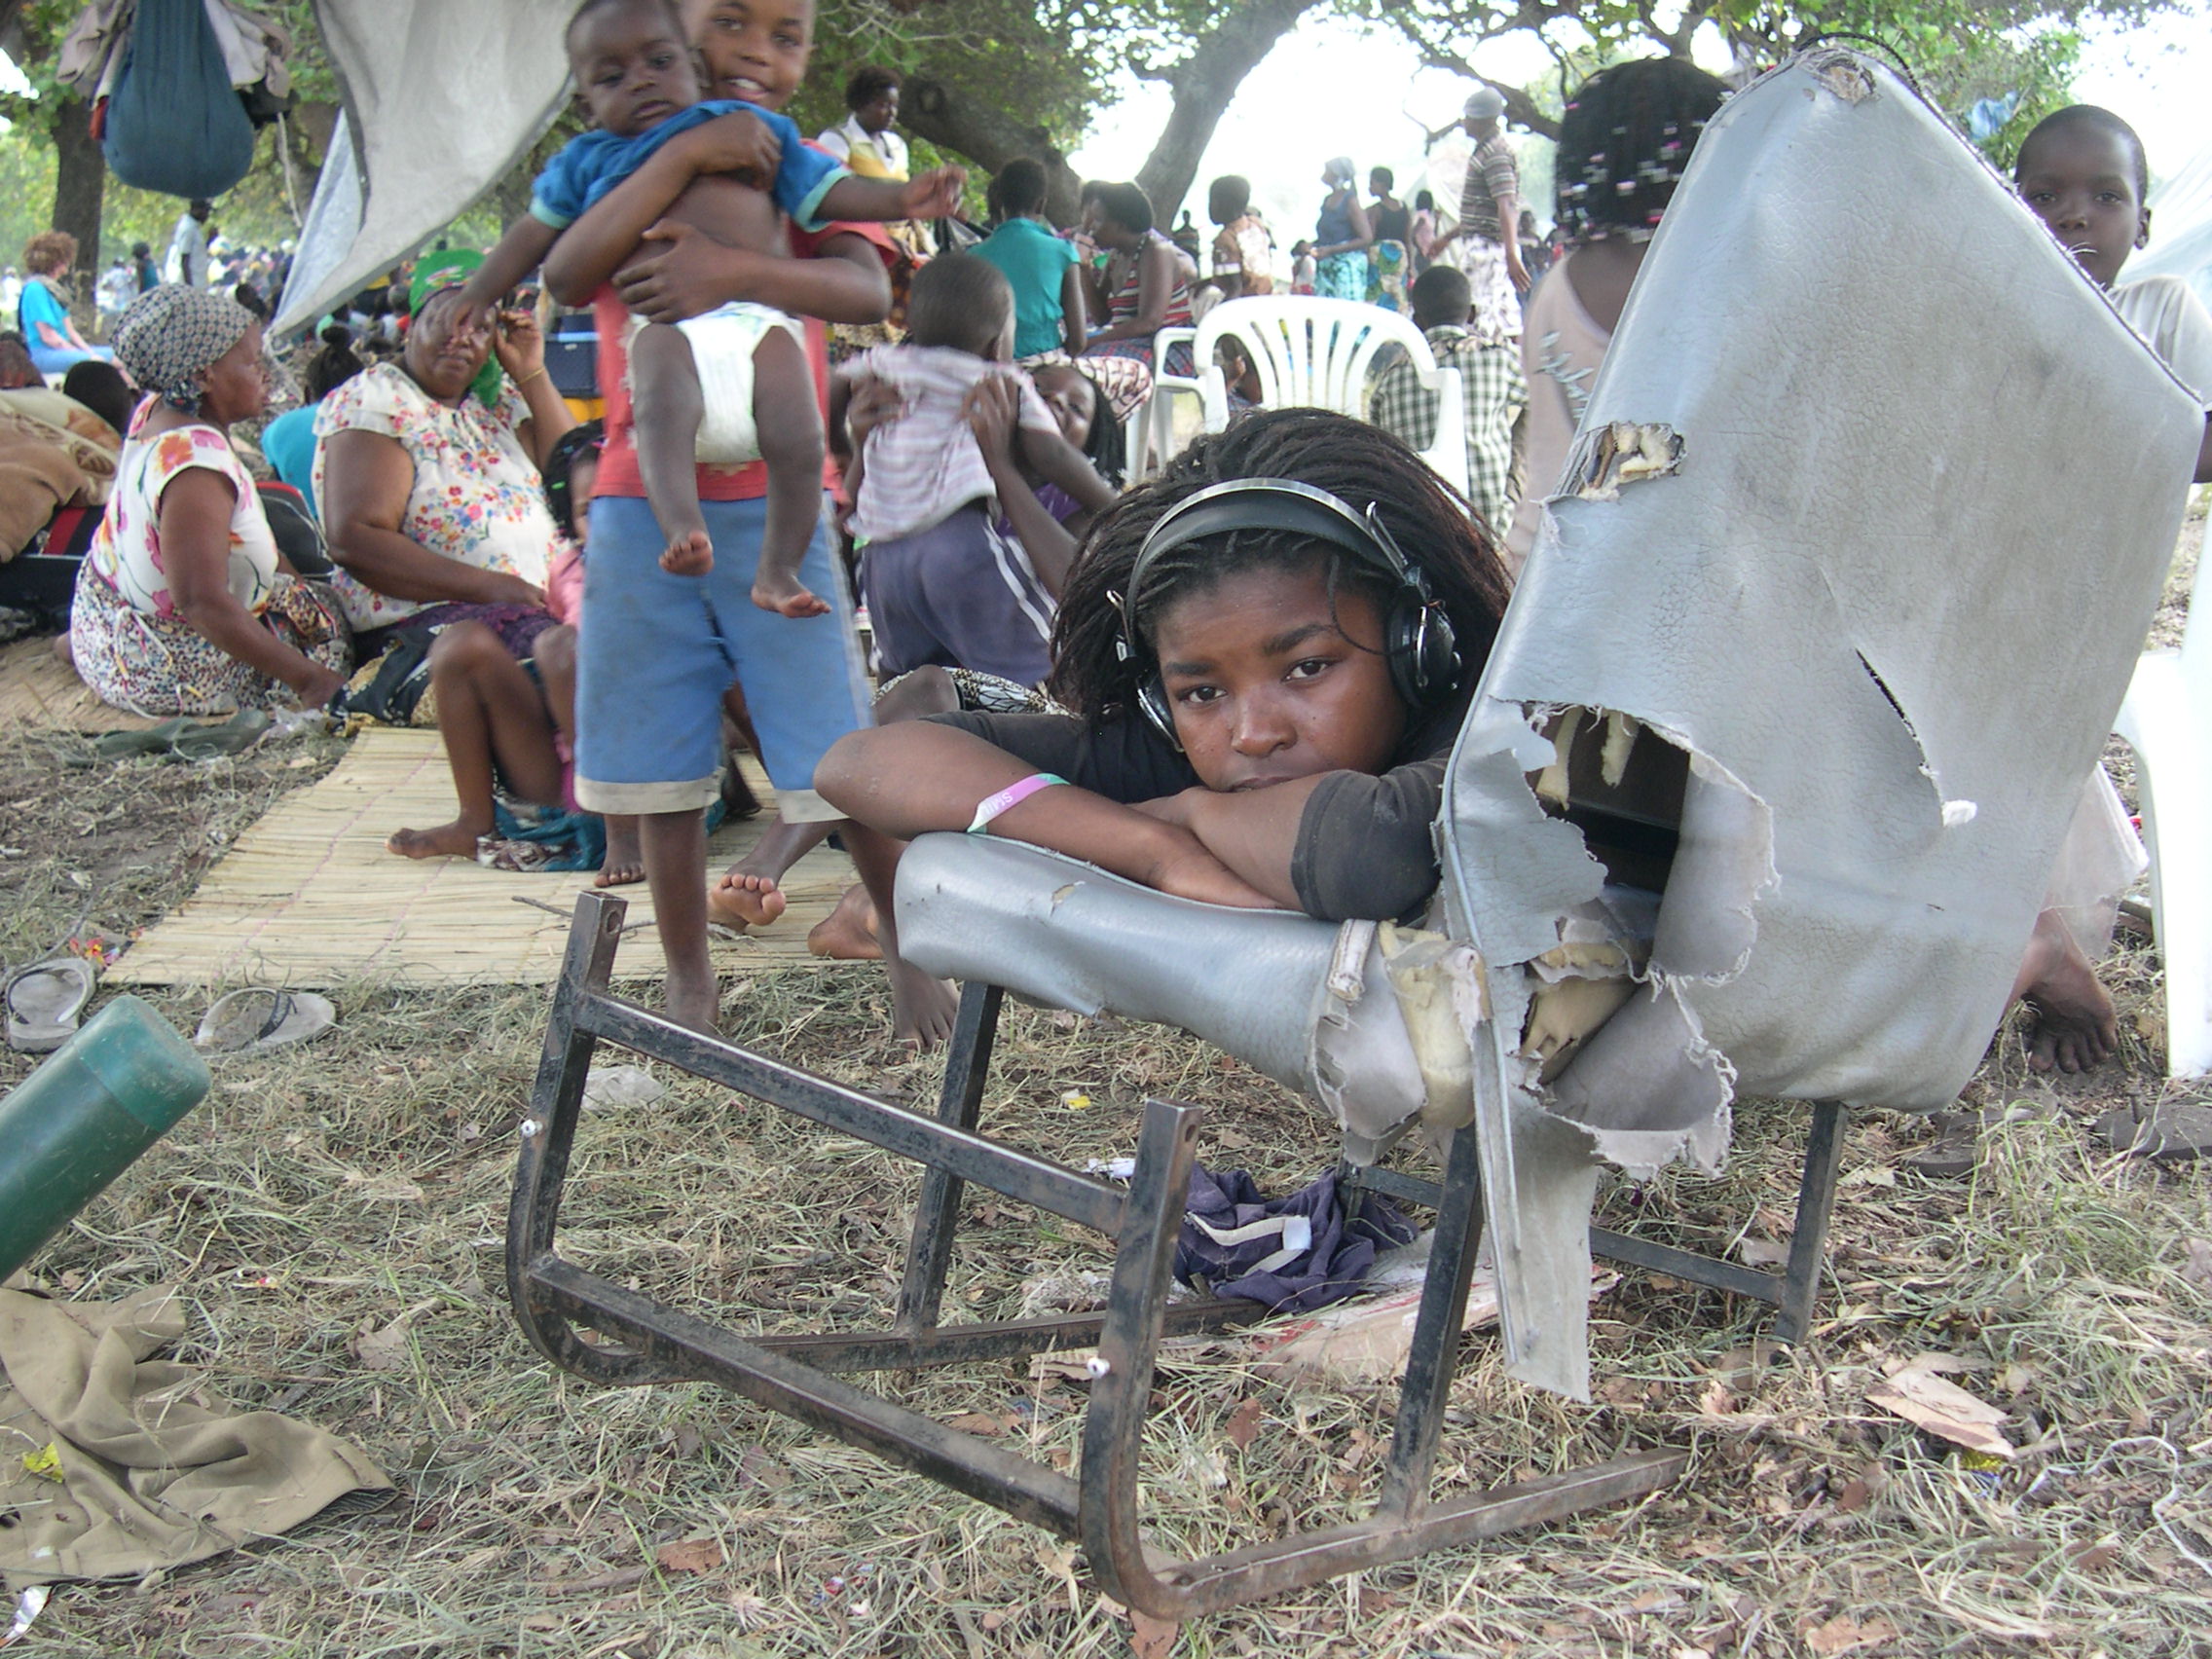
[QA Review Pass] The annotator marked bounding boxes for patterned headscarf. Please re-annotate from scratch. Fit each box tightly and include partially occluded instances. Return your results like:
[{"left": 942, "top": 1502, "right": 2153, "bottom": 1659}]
[
  {"left": 112, "top": 284, "right": 255, "bottom": 413},
  {"left": 407, "top": 248, "right": 503, "bottom": 409}
]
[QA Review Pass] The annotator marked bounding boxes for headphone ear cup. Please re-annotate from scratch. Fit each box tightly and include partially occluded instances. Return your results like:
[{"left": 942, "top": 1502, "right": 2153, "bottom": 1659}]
[
  {"left": 1384, "top": 596, "right": 1460, "bottom": 709},
  {"left": 1136, "top": 675, "right": 1182, "bottom": 750}
]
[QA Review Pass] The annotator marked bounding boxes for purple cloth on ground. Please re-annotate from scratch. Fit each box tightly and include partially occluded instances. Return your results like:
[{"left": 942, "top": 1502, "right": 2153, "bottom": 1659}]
[{"left": 1173, "top": 1164, "right": 1417, "bottom": 1314}]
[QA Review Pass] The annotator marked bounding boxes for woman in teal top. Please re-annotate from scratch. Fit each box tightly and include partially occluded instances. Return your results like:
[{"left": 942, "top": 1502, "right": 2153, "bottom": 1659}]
[
  {"left": 256, "top": 322, "right": 366, "bottom": 518},
  {"left": 970, "top": 159, "right": 1087, "bottom": 362},
  {"left": 18, "top": 233, "right": 110, "bottom": 378}
]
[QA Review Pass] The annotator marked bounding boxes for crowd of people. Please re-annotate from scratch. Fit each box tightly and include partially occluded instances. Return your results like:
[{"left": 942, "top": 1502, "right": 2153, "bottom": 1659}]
[{"left": 0, "top": 0, "right": 2204, "bottom": 1090}]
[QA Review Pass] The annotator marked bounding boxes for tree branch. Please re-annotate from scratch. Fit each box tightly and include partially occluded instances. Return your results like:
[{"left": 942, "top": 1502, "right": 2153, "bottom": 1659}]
[{"left": 1132, "top": 0, "right": 1332, "bottom": 220}]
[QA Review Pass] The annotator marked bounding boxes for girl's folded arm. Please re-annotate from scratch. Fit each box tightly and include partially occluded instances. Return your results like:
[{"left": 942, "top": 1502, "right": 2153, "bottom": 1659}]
[{"left": 816, "top": 722, "right": 1272, "bottom": 906}]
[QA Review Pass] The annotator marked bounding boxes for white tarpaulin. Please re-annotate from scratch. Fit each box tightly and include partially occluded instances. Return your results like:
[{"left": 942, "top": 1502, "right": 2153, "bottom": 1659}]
[
  {"left": 274, "top": 0, "right": 575, "bottom": 333},
  {"left": 2133, "top": 137, "right": 2212, "bottom": 316}
]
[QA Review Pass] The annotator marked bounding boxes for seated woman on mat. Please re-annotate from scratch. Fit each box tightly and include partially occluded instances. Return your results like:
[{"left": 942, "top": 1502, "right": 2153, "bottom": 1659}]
[
  {"left": 66, "top": 285, "right": 350, "bottom": 717},
  {"left": 815, "top": 407, "right": 1515, "bottom": 1046}
]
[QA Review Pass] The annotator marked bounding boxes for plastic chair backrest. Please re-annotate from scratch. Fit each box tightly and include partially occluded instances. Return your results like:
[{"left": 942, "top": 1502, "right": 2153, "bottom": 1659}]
[{"left": 1190, "top": 297, "right": 1470, "bottom": 494}]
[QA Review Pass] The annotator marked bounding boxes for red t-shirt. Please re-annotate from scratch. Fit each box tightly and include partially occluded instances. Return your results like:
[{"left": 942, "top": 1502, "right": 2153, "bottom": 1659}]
[{"left": 593, "top": 216, "right": 896, "bottom": 502}]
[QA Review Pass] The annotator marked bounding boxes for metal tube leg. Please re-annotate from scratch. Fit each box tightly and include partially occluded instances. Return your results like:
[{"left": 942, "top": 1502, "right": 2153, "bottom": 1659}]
[
  {"left": 1772, "top": 1100, "right": 1847, "bottom": 1345},
  {"left": 1378, "top": 1121, "right": 1488, "bottom": 1519},
  {"left": 896, "top": 983, "right": 1004, "bottom": 1334},
  {"left": 1079, "top": 1096, "right": 1207, "bottom": 1620}
]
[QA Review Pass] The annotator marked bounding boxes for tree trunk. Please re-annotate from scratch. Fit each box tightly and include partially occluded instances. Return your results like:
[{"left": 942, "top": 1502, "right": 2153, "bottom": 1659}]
[
  {"left": 1133, "top": 0, "right": 1327, "bottom": 226},
  {"left": 902, "top": 76, "right": 1085, "bottom": 226},
  {"left": 51, "top": 95, "right": 105, "bottom": 325}
]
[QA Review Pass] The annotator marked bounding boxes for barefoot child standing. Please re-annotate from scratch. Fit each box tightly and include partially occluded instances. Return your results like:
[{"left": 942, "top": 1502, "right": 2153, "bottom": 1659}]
[
  {"left": 532, "top": 0, "right": 909, "bottom": 1034},
  {"left": 460, "top": 0, "right": 961, "bottom": 613}
]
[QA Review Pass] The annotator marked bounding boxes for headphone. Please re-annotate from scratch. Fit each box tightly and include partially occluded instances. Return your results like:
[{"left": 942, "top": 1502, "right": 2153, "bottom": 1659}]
[{"left": 1112, "top": 478, "right": 1461, "bottom": 746}]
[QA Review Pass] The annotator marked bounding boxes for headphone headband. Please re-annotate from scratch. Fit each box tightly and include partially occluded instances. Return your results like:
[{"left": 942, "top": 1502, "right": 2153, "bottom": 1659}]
[{"left": 1118, "top": 478, "right": 1420, "bottom": 656}]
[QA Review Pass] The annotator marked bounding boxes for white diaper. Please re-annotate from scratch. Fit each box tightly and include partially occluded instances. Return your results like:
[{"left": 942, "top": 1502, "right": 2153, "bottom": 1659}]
[{"left": 621, "top": 301, "right": 804, "bottom": 465}]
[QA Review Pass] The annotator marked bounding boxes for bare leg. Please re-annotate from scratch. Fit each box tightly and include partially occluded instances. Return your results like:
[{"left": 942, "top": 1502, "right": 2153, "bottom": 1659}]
[
  {"left": 641, "top": 806, "right": 719, "bottom": 1034},
  {"left": 805, "top": 670, "right": 965, "bottom": 957},
  {"left": 709, "top": 670, "right": 963, "bottom": 933},
  {"left": 535, "top": 624, "right": 645, "bottom": 887},
  {"left": 749, "top": 327, "right": 830, "bottom": 618},
  {"left": 2011, "top": 905, "right": 2118, "bottom": 1074},
  {"left": 387, "top": 622, "right": 563, "bottom": 860},
  {"left": 841, "top": 819, "right": 957, "bottom": 1050},
  {"left": 630, "top": 322, "right": 714, "bottom": 576}
]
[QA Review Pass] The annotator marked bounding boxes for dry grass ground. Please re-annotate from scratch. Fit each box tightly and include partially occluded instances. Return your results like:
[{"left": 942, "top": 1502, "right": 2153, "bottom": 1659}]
[{"left": 2, "top": 509, "right": 2207, "bottom": 1658}]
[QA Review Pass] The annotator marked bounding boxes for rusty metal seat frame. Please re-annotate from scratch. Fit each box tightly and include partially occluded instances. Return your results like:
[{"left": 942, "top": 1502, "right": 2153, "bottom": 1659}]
[{"left": 503, "top": 896, "right": 1881, "bottom": 1616}]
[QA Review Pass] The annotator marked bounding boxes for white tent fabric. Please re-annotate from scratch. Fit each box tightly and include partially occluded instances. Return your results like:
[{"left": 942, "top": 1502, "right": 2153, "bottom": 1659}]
[
  {"left": 274, "top": 0, "right": 575, "bottom": 333},
  {"left": 2133, "top": 136, "right": 2212, "bottom": 315}
]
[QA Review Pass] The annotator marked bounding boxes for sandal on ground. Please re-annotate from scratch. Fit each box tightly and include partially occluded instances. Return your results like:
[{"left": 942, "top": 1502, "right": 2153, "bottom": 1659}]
[
  {"left": 2095, "top": 1101, "right": 2212, "bottom": 1162},
  {"left": 92, "top": 717, "right": 196, "bottom": 759},
  {"left": 195, "top": 988, "right": 337, "bottom": 1052},
  {"left": 4, "top": 957, "right": 97, "bottom": 1054}
]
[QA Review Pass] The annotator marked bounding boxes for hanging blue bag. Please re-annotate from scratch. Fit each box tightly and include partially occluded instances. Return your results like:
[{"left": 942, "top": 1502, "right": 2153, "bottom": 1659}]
[{"left": 101, "top": 0, "right": 257, "bottom": 200}]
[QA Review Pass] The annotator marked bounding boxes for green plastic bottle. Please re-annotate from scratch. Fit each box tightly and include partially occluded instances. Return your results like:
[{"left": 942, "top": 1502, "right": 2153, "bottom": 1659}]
[{"left": 0, "top": 995, "right": 210, "bottom": 1279}]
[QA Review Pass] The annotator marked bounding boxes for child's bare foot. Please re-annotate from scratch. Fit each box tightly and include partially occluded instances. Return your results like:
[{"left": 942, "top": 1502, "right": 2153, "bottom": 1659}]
[
  {"left": 660, "top": 528, "right": 714, "bottom": 576},
  {"left": 806, "top": 883, "right": 882, "bottom": 960},
  {"left": 752, "top": 571, "right": 830, "bottom": 618},
  {"left": 887, "top": 956, "right": 958, "bottom": 1051},
  {"left": 2017, "top": 908, "right": 2118, "bottom": 1074},
  {"left": 387, "top": 821, "right": 486, "bottom": 861},
  {"left": 708, "top": 869, "right": 787, "bottom": 930},
  {"left": 594, "top": 816, "right": 645, "bottom": 888}
]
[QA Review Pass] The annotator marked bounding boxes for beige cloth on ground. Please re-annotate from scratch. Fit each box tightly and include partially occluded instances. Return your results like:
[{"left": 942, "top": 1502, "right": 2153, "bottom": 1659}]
[{"left": 0, "top": 1285, "right": 391, "bottom": 1587}]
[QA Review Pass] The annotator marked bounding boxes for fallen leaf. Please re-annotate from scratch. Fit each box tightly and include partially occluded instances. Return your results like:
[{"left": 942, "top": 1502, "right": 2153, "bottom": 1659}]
[
  {"left": 1737, "top": 1236, "right": 1791, "bottom": 1270},
  {"left": 654, "top": 1537, "right": 724, "bottom": 1574},
  {"left": 1867, "top": 1356, "right": 2013, "bottom": 1458},
  {"left": 1224, "top": 1398, "right": 1265, "bottom": 1451},
  {"left": 2181, "top": 1239, "right": 2212, "bottom": 1294},
  {"left": 1630, "top": 1589, "right": 1685, "bottom": 1612},
  {"left": 350, "top": 1301, "right": 437, "bottom": 1372},
  {"left": 1839, "top": 1166, "right": 1899, "bottom": 1188},
  {"left": 1833, "top": 1476, "right": 1873, "bottom": 1512},
  {"left": 1130, "top": 1609, "right": 1180, "bottom": 1658},
  {"left": 1802, "top": 1615, "right": 1897, "bottom": 1655},
  {"left": 947, "top": 1413, "right": 1008, "bottom": 1438},
  {"left": 2068, "top": 1541, "right": 2120, "bottom": 1572}
]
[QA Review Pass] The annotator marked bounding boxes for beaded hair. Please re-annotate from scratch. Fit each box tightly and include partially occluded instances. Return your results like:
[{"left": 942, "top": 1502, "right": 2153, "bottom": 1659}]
[{"left": 1555, "top": 57, "right": 1728, "bottom": 244}]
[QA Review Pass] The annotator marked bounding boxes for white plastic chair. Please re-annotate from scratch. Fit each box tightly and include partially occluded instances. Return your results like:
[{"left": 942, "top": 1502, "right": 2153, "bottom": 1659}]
[
  {"left": 2115, "top": 571, "right": 2212, "bottom": 1075},
  {"left": 1132, "top": 300, "right": 1471, "bottom": 492},
  {"left": 1189, "top": 296, "right": 1470, "bottom": 496}
]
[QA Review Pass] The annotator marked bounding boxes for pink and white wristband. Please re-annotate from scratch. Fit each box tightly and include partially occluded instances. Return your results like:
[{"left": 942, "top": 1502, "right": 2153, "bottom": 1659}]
[{"left": 967, "top": 772, "right": 1068, "bottom": 834}]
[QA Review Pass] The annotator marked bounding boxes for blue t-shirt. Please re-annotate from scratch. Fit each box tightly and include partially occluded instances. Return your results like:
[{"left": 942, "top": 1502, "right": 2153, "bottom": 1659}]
[
  {"left": 18, "top": 278, "right": 70, "bottom": 347},
  {"left": 532, "top": 101, "right": 847, "bottom": 233},
  {"left": 259, "top": 403, "right": 321, "bottom": 517},
  {"left": 971, "top": 218, "right": 1081, "bottom": 359}
]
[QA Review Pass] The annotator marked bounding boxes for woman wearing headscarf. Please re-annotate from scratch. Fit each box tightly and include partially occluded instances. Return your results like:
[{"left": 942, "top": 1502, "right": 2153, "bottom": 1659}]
[
  {"left": 67, "top": 285, "right": 350, "bottom": 716},
  {"left": 1310, "top": 159, "right": 1374, "bottom": 302},
  {"left": 313, "top": 250, "right": 576, "bottom": 661}
]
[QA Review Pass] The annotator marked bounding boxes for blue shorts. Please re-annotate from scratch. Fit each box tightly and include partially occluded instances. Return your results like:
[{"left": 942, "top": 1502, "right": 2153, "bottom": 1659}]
[{"left": 573, "top": 493, "right": 872, "bottom": 818}]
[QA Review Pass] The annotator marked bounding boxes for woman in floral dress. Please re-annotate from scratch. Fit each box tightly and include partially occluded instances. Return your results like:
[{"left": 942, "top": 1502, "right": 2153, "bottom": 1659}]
[{"left": 69, "top": 284, "right": 350, "bottom": 716}]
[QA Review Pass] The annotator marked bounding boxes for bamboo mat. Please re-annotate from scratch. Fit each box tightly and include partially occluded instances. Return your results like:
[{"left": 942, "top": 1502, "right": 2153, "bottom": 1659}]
[
  {"left": 110, "top": 727, "right": 858, "bottom": 987},
  {"left": 0, "top": 637, "right": 164, "bottom": 732}
]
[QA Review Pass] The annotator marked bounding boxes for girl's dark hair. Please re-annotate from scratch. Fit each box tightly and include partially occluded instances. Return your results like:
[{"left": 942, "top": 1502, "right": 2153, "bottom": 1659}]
[
  {"left": 1370, "top": 165, "right": 1395, "bottom": 190},
  {"left": 2014, "top": 104, "right": 2151, "bottom": 203},
  {"left": 306, "top": 320, "right": 367, "bottom": 403},
  {"left": 1047, "top": 408, "right": 1512, "bottom": 718},
  {"left": 1094, "top": 182, "right": 1153, "bottom": 236},
  {"left": 231, "top": 281, "right": 269, "bottom": 320},
  {"left": 1415, "top": 189, "right": 1435, "bottom": 211},
  {"left": 845, "top": 65, "right": 901, "bottom": 110},
  {"left": 542, "top": 418, "right": 605, "bottom": 542},
  {"left": 61, "top": 360, "right": 136, "bottom": 434},
  {"left": 996, "top": 158, "right": 1049, "bottom": 218},
  {"left": 1555, "top": 56, "right": 1728, "bottom": 240},
  {"left": 1208, "top": 174, "right": 1251, "bottom": 218}
]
